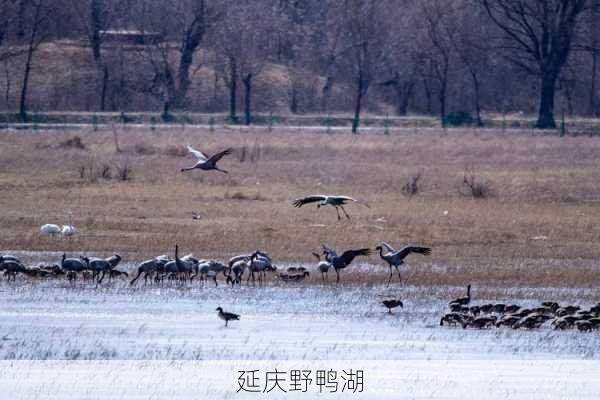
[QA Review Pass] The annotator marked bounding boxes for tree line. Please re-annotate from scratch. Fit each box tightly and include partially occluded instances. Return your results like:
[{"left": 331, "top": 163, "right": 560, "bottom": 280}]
[{"left": 1, "top": 0, "right": 599, "bottom": 130}]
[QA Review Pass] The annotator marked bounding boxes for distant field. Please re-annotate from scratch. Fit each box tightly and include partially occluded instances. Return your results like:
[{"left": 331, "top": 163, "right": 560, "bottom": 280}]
[{"left": 2, "top": 125, "right": 600, "bottom": 289}]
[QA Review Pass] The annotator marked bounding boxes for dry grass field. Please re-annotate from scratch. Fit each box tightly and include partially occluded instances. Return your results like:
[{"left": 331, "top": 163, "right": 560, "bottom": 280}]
[{"left": 1, "top": 125, "right": 600, "bottom": 289}]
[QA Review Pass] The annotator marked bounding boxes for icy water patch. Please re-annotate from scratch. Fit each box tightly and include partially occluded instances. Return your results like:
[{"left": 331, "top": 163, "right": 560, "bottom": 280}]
[{"left": 0, "top": 282, "right": 598, "bottom": 360}]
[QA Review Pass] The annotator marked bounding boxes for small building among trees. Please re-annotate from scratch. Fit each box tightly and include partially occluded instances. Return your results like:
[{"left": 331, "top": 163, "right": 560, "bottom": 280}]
[{"left": 98, "top": 30, "right": 163, "bottom": 46}]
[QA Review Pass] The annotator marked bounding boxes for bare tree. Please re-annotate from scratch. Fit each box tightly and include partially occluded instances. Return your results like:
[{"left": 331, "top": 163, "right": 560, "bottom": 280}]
[
  {"left": 419, "top": 0, "right": 459, "bottom": 123},
  {"left": 451, "top": 2, "right": 489, "bottom": 125},
  {"left": 18, "top": 0, "right": 53, "bottom": 121},
  {"left": 0, "top": 1, "right": 28, "bottom": 61},
  {"left": 1, "top": 0, "right": 600, "bottom": 120},
  {"left": 214, "top": 0, "right": 276, "bottom": 125},
  {"left": 213, "top": 51, "right": 239, "bottom": 122},
  {"left": 419, "top": 59, "right": 435, "bottom": 115},
  {"left": 380, "top": 71, "right": 417, "bottom": 116},
  {"left": 313, "top": 2, "right": 344, "bottom": 113},
  {"left": 0, "top": 1, "right": 15, "bottom": 48},
  {"left": 586, "top": 3, "right": 600, "bottom": 115},
  {"left": 133, "top": 0, "right": 220, "bottom": 119},
  {"left": 70, "top": 0, "right": 119, "bottom": 111},
  {"left": 338, "top": 0, "right": 392, "bottom": 133},
  {"left": 0, "top": 1, "right": 17, "bottom": 108},
  {"left": 276, "top": 0, "right": 313, "bottom": 113},
  {"left": 480, "top": 0, "right": 589, "bottom": 129},
  {"left": 212, "top": 2, "right": 244, "bottom": 123},
  {"left": 16, "top": 0, "right": 29, "bottom": 39},
  {"left": 379, "top": 5, "right": 421, "bottom": 116}
]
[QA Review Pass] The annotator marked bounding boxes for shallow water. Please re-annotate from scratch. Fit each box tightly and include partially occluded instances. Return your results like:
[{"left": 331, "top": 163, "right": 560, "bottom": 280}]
[{"left": 0, "top": 281, "right": 598, "bottom": 360}]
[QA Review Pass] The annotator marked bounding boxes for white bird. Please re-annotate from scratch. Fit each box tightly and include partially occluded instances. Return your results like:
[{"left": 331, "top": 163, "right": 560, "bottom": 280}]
[
  {"left": 61, "top": 212, "right": 77, "bottom": 237},
  {"left": 312, "top": 252, "right": 332, "bottom": 281},
  {"left": 61, "top": 225, "right": 77, "bottom": 236},
  {"left": 181, "top": 145, "right": 233, "bottom": 174},
  {"left": 40, "top": 224, "right": 61, "bottom": 236}
]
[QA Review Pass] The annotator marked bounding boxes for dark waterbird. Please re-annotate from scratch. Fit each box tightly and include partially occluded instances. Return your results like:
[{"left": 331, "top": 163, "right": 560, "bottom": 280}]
[{"left": 216, "top": 307, "right": 240, "bottom": 327}]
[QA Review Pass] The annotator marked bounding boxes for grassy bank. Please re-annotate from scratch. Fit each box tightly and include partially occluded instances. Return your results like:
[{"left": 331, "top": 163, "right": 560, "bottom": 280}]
[{"left": 1, "top": 125, "right": 600, "bottom": 287}]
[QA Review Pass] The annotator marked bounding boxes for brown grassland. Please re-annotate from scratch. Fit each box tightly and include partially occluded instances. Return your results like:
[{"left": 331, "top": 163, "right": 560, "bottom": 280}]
[{"left": 1, "top": 125, "right": 600, "bottom": 292}]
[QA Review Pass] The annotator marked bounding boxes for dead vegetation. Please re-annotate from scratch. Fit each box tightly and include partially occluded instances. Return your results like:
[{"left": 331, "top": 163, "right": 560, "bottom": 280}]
[
  {"left": 461, "top": 171, "right": 492, "bottom": 199},
  {"left": 130, "top": 143, "right": 157, "bottom": 156},
  {"left": 401, "top": 171, "right": 423, "bottom": 198},
  {"left": 238, "top": 141, "right": 261, "bottom": 163},
  {"left": 36, "top": 135, "right": 87, "bottom": 150},
  {"left": 78, "top": 156, "right": 133, "bottom": 183},
  {"left": 2, "top": 126, "right": 600, "bottom": 289},
  {"left": 163, "top": 145, "right": 187, "bottom": 158},
  {"left": 225, "top": 191, "right": 266, "bottom": 201}
]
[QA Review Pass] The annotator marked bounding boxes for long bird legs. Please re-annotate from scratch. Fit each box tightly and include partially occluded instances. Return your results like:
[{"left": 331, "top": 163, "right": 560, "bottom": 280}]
[
  {"left": 375, "top": 243, "right": 432, "bottom": 285},
  {"left": 335, "top": 206, "right": 351, "bottom": 220}
]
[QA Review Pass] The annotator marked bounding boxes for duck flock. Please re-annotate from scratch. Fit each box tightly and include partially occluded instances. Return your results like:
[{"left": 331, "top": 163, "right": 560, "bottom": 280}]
[
  {"left": 441, "top": 285, "right": 600, "bottom": 332},
  {"left": 2, "top": 144, "right": 599, "bottom": 332}
]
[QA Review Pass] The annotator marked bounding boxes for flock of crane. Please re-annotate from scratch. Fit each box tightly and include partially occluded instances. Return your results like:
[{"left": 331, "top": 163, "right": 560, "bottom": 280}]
[
  {"left": 4, "top": 144, "right": 598, "bottom": 330},
  {"left": 0, "top": 241, "right": 426, "bottom": 327},
  {"left": 0, "top": 240, "right": 430, "bottom": 287},
  {"left": 20, "top": 145, "right": 435, "bottom": 287}
]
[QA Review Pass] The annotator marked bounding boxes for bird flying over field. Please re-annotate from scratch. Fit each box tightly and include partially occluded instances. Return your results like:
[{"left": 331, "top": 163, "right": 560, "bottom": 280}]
[
  {"left": 181, "top": 145, "right": 232, "bottom": 173},
  {"left": 292, "top": 195, "right": 368, "bottom": 220}
]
